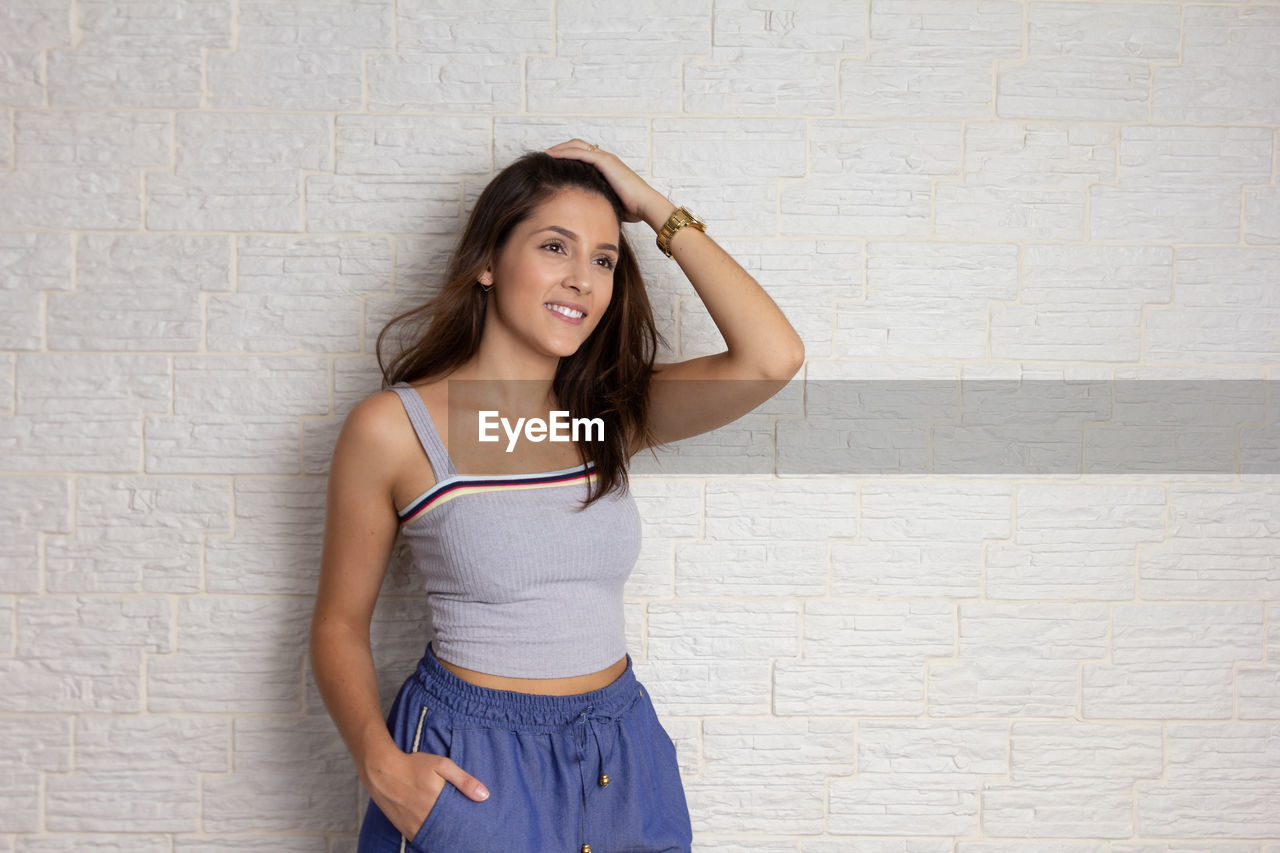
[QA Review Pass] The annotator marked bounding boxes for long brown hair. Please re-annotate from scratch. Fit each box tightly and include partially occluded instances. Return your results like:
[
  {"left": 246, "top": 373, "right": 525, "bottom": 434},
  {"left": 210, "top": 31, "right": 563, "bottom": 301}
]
[{"left": 376, "top": 151, "right": 664, "bottom": 508}]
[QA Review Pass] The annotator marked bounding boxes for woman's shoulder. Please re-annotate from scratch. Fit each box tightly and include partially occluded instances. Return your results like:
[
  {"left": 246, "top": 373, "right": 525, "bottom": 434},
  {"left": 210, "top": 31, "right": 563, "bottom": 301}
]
[
  {"left": 338, "top": 377, "right": 412, "bottom": 440},
  {"left": 336, "top": 386, "right": 408, "bottom": 460},
  {"left": 352, "top": 375, "right": 447, "bottom": 414},
  {"left": 340, "top": 377, "right": 451, "bottom": 455}
]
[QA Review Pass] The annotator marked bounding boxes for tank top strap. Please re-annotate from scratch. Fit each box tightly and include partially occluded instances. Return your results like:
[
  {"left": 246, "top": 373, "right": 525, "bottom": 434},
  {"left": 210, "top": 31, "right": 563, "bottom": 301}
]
[{"left": 387, "top": 381, "right": 458, "bottom": 481}]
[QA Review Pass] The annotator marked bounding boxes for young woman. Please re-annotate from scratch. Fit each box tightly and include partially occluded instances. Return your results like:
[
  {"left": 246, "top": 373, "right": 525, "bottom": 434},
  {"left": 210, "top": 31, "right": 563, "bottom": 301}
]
[{"left": 310, "top": 139, "right": 804, "bottom": 852}]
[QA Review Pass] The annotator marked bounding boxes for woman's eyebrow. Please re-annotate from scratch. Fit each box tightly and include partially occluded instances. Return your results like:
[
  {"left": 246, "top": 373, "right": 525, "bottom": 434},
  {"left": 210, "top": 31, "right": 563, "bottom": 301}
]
[{"left": 539, "top": 225, "right": 619, "bottom": 254}]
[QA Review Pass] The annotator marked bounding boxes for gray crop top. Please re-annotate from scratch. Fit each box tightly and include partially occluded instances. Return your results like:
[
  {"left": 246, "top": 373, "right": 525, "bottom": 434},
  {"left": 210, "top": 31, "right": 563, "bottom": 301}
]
[{"left": 387, "top": 381, "right": 643, "bottom": 678}]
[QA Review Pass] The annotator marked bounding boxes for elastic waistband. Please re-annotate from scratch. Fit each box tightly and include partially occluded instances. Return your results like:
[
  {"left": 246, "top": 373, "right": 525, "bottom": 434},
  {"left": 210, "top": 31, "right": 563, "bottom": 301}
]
[{"left": 414, "top": 641, "right": 642, "bottom": 728}]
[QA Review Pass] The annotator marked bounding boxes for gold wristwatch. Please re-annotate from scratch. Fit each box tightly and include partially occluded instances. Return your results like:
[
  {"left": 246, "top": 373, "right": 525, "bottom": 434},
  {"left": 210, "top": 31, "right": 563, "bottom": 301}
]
[{"left": 655, "top": 206, "right": 707, "bottom": 258}]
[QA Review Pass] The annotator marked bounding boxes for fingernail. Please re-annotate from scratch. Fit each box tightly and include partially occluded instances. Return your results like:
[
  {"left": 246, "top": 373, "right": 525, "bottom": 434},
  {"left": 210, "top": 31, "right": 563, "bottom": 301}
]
[{"left": 476, "top": 785, "right": 489, "bottom": 800}]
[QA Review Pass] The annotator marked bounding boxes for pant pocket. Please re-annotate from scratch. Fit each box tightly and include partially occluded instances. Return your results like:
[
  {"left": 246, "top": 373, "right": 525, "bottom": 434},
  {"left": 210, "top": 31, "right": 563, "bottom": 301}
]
[
  {"left": 407, "top": 778, "right": 462, "bottom": 851},
  {"left": 432, "top": 724, "right": 579, "bottom": 852},
  {"left": 631, "top": 688, "right": 693, "bottom": 851},
  {"left": 403, "top": 702, "right": 466, "bottom": 853}
]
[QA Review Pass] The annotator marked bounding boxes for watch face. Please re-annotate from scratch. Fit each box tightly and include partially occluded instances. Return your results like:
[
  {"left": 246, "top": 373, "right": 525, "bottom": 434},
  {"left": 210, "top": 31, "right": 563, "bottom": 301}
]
[{"left": 682, "top": 208, "right": 705, "bottom": 227}]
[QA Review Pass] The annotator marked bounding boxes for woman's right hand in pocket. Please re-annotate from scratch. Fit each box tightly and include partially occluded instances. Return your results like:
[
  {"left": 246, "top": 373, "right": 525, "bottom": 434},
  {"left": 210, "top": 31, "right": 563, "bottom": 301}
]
[{"left": 368, "top": 750, "right": 490, "bottom": 839}]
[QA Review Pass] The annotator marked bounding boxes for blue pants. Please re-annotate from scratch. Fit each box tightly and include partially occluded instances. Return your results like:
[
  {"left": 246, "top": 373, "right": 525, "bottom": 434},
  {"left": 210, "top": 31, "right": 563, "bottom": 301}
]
[{"left": 357, "top": 642, "right": 693, "bottom": 852}]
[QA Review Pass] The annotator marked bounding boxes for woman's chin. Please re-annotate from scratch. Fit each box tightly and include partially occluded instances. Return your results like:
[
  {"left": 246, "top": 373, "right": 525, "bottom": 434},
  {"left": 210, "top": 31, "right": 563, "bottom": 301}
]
[{"left": 543, "top": 334, "right": 591, "bottom": 359}]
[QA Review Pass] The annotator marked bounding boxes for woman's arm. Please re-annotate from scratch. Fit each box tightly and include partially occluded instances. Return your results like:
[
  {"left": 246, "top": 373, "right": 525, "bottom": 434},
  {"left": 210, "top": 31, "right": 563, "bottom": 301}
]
[
  {"left": 633, "top": 194, "right": 805, "bottom": 450},
  {"left": 309, "top": 391, "right": 488, "bottom": 839},
  {"left": 544, "top": 139, "right": 806, "bottom": 453}
]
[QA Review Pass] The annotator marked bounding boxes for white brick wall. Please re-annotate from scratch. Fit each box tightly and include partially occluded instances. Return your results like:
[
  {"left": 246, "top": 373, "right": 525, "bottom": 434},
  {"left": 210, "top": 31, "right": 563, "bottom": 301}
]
[{"left": 2, "top": 0, "right": 1278, "bottom": 849}]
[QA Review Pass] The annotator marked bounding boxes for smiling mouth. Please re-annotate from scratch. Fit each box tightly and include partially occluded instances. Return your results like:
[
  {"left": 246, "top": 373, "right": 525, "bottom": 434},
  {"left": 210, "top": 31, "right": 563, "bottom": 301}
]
[{"left": 544, "top": 303, "right": 586, "bottom": 320}]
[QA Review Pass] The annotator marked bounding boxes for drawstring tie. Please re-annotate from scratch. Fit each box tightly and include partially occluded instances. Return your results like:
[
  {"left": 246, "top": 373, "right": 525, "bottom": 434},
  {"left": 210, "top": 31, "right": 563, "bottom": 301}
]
[{"left": 572, "top": 705, "right": 617, "bottom": 851}]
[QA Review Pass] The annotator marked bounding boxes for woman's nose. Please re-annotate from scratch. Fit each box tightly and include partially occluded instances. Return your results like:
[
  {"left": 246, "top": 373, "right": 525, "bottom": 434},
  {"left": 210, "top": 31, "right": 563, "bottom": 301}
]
[{"left": 564, "top": 261, "right": 592, "bottom": 292}]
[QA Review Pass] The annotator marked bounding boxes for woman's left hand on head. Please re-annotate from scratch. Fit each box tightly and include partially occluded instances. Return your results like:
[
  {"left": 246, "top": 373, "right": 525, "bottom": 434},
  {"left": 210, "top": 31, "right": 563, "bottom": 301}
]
[{"left": 544, "top": 139, "right": 674, "bottom": 227}]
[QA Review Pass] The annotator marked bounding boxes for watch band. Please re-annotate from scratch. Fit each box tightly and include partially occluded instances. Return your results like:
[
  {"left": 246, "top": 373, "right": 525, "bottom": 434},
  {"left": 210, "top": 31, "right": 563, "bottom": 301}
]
[{"left": 655, "top": 206, "right": 707, "bottom": 258}]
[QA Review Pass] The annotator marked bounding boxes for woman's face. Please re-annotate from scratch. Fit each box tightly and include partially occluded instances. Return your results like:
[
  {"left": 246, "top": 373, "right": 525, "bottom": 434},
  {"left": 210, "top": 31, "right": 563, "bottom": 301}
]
[{"left": 481, "top": 187, "right": 620, "bottom": 362}]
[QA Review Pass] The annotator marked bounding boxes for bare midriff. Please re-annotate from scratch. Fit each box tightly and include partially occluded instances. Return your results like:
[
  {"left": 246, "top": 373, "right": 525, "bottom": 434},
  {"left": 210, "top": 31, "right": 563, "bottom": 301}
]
[{"left": 436, "top": 654, "right": 629, "bottom": 696}]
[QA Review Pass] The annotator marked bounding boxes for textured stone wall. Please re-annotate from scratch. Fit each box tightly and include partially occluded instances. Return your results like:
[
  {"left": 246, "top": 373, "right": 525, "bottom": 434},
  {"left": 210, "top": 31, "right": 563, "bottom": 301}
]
[{"left": 2, "top": 1, "right": 1278, "bottom": 849}]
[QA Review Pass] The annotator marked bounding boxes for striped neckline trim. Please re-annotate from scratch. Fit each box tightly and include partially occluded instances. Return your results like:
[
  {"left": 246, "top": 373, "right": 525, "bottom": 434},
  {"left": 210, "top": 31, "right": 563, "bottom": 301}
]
[{"left": 397, "top": 461, "right": 596, "bottom": 525}]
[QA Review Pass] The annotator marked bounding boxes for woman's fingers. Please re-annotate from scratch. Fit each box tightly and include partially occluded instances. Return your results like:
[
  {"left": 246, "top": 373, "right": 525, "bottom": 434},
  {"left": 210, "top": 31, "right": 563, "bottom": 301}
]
[
  {"left": 544, "top": 138, "right": 608, "bottom": 162},
  {"left": 432, "top": 755, "right": 490, "bottom": 802},
  {"left": 384, "top": 752, "right": 490, "bottom": 835},
  {"left": 546, "top": 137, "right": 596, "bottom": 152},
  {"left": 543, "top": 139, "right": 669, "bottom": 225}
]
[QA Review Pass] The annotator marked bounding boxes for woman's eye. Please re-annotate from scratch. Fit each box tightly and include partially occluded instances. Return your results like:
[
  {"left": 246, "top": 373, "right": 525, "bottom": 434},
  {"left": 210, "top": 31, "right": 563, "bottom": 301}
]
[{"left": 543, "top": 241, "right": 615, "bottom": 270}]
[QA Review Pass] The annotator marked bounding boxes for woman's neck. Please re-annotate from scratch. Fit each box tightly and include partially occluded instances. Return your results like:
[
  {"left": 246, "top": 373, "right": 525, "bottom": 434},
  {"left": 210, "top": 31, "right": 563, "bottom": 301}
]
[{"left": 444, "top": 353, "right": 558, "bottom": 415}]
